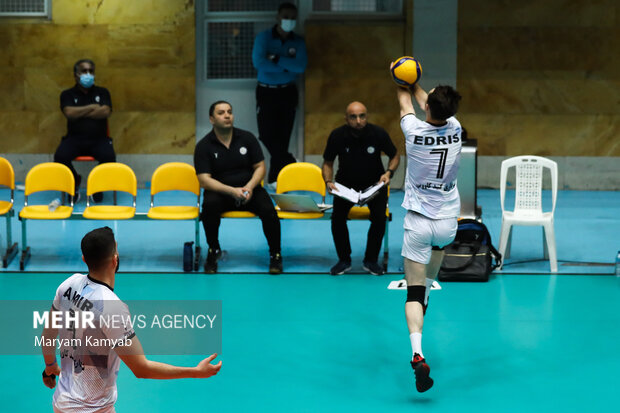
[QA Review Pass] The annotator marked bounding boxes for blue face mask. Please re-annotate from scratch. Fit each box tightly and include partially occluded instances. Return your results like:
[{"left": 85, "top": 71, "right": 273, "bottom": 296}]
[
  {"left": 280, "top": 19, "right": 296, "bottom": 33},
  {"left": 79, "top": 73, "right": 95, "bottom": 88}
]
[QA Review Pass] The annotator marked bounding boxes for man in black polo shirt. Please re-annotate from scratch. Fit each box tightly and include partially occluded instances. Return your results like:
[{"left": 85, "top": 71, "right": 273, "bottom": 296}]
[
  {"left": 322, "top": 101, "right": 400, "bottom": 276},
  {"left": 194, "top": 101, "right": 282, "bottom": 274},
  {"left": 54, "top": 59, "right": 115, "bottom": 203}
]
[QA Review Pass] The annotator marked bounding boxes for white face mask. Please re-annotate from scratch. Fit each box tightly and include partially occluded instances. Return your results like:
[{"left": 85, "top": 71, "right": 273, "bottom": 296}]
[{"left": 280, "top": 19, "right": 296, "bottom": 33}]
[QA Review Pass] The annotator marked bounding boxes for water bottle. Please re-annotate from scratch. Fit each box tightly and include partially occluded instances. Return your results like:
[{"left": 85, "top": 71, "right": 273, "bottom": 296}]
[
  {"left": 183, "top": 242, "right": 194, "bottom": 272},
  {"left": 48, "top": 198, "right": 61, "bottom": 212}
]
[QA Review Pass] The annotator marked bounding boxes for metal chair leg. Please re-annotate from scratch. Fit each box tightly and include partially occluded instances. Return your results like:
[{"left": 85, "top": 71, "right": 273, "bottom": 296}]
[
  {"left": 3, "top": 243, "right": 18, "bottom": 268},
  {"left": 194, "top": 218, "right": 201, "bottom": 271},
  {"left": 194, "top": 246, "right": 201, "bottom": 271},
  {"left": 2, "top": 211, "right": 18, "bottom": 268},
  {"left": 19, "top": 247, "right": 30, "bottom": 270},
  {"left": 19, "top": 217, "right": 31, "bottom": 270}
]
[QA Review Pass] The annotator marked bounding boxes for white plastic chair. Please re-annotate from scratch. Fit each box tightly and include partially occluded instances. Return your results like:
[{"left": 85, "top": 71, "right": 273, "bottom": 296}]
[{"left": 498, "top": 156, "right": 558, "bottom": 272}]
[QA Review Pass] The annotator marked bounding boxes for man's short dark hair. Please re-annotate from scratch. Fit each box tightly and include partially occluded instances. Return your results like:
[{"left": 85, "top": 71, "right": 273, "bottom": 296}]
[
  {"left": 427, "top": 85, "right": 461, "bottom": 121},
  {"left": 278, "top": 2, "right": 297, "bottom": 13},
  {"left": 209, "top": 100, "right": 232, "bottom": 117},
  {"left": 74, "top": 59, "right": 95, "bottom": 74},
  {"left": 81, "top": 227, "right": 116, "bottom": 271}
]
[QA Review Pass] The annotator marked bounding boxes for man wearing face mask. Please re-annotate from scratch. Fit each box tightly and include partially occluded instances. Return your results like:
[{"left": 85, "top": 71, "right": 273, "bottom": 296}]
[
  {"left": 54, "top": 59, "right": 115, "bottom": 203},
  {"left": 322, "top": 102, "right": 399, "bottom": 276},
  {"left": 251, "top": 2, "right": 307, "bottom": 185}
]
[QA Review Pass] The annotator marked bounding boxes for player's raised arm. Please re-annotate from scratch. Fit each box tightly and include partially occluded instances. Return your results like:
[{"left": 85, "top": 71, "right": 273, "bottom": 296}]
[
  {"left": 410, "top": 83, "right": 429, "bottom": 112},
  {"left": 397, "top": 86, "right": 416, "bottom": 118}
]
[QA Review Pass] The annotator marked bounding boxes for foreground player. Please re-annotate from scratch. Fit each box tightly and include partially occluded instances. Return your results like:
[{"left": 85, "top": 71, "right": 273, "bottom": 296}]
[
  {"left": 396, "top": 83, "right": 462, "bottom": 392},
  {"left": 41, "top": 227, "right": 222, "bottom": 412}
]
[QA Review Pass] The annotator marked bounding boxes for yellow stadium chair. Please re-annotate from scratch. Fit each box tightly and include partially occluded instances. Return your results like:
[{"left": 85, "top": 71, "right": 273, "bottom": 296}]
[
  {"left": 275, "top": 162, "right": 325, "bottom": 219},
  {"left": 221, "top": 210, "right": 258, "bottom": 218},
  {"left": 148, "top": 163, "right": 200, "bottom": 220},
  {"left": 83, "top": 163, "right": 137, "bottom": 220},
  {"left": 347, "top": 186, "right": 392, "bottom": 270},
  {"left": 0, "top": 157, "right": 18, "bottom": 267},
  {"left": 19, "top": 162, "right": 75, "bottom": 269},
  {"left": 147, "top": 162, "right": 202, "bottom": 270}
]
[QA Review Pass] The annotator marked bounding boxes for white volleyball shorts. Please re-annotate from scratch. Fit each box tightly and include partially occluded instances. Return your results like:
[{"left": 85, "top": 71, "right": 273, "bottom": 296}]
[{"left": 401, "top": 211, "right": 458, "bottom": 264}]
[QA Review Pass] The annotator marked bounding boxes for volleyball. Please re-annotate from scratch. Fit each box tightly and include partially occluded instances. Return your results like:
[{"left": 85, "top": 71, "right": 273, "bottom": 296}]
[{"left": 390, "top": 56, "right": 422, "bottom": 87}]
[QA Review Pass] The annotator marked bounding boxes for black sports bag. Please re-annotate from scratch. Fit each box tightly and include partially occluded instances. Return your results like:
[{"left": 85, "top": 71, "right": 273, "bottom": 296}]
[{"left": 438, "top": 219, "right": 502, "bottom": 282}]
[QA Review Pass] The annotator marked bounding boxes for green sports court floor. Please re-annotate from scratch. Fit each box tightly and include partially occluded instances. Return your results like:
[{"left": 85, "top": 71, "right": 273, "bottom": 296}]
[
  {"left": 1, "top": 189, "right": 619, "bottom": 411},
  {"left": 2, "top": 272, "right": 619, "bottom": 412}
]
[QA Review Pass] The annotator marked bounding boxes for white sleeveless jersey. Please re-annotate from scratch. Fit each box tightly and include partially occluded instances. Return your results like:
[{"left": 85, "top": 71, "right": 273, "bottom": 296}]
[
  {"left": 400, "top": 114, "right": 462, "bottom": 219},
  {"left": 51, "top": 273, "right": 135, "bottom": 413}
]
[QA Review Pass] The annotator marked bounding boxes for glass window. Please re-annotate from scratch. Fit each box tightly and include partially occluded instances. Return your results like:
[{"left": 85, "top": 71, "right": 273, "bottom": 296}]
[
  {"left": 208, "top": 0, "right": 286, "bottom": 12},
  {"left": 312, "top": 0, "right": 401, "bottom": 13},
  {"left": 0, "top": 0, "right": 50, "bottom": 17},
  {"left": 207, "top": 22, "right": 260, "bottom": 79}
]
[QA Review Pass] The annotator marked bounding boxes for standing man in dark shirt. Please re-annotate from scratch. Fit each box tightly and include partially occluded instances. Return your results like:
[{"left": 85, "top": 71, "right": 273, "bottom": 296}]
[
  {"left": 252, "top": 2, "right": 307, "bottom": 184},
  {"left": 322, "top": 101, "right": 400, "bottom": 276},
  {"left": 54, "top": 59, "right": 115, "bottom": 203},
  {"left": 194, "top": 101, "right": 282, "bottom": 274}
]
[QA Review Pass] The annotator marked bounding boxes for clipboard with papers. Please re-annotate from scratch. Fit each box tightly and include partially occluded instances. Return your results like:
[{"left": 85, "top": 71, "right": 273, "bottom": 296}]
[
  {"left": 330, "top": 181, "right": 385, "bottom": 206},
  {"left": 270, "top": 194, "right": 332, "bottom": 213}
]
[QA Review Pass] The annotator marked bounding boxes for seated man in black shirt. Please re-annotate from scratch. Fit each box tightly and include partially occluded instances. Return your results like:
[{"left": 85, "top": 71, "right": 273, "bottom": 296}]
[
  {"left": 322, "top": 101, "right": 400, "bottom": 276},
  {"left": 194, "top": 101, "right": 282, "bottom": 274},
  {"left": 54, "top": 59, "right": 115, "bottom": 203}
]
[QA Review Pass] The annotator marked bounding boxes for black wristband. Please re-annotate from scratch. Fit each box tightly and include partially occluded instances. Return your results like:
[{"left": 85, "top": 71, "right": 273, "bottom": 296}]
[{"left": 387, "top": 169, "right": 394, "bottom": 178}]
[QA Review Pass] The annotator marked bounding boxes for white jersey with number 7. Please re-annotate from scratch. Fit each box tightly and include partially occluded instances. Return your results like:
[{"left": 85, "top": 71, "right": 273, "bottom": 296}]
[{"left": 400, "top": 113, "right": 462, "bottom": 219}]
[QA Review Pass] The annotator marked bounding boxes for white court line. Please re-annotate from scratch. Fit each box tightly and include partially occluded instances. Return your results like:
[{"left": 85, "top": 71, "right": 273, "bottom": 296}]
[{"left": 388, "top": 280, "right": 442, "bottom": 290}]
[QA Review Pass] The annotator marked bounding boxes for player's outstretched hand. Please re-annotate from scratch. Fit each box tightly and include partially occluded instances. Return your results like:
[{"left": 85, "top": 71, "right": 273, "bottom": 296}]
[
  {"left": 195, "top": 353, "right": 222, "bottom": 378},
  {"left": 42, "top": 363, "right": 61, "bottom": 389}
]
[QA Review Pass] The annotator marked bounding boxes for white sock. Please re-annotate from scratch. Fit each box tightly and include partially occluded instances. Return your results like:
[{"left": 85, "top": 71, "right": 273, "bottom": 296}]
[
  {"left": 424, "top": 278, "right": 434, "bottom": 305},
  {"left": 410, "top": 332, "right": 423, "bottom": 359}
]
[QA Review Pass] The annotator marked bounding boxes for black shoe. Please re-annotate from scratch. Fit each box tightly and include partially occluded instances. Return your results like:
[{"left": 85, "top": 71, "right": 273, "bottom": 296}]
[
  {"left": 204, "top": 248, "right": 221, "bottom": 274},
  {"left": 92, "top": 192, "right": 103, "bottom": 203},
  {"left": 330, "top": 260, "right": 351, "bottom": 276},
  {"left": 269, "top": 252, "right": 283, "bottom": 274},
  {"left": 411, "top": 354, "right": 434, "bottom": 393},
  {"left": 363, "top": 260, "right": 384, "bottom": 276}
]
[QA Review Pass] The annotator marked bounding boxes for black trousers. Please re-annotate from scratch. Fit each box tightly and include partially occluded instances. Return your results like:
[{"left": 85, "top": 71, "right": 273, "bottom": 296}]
[
  {"left": 53, "top": 136, "right": 116, "bottom": 188},
  {"left": 201, "top": 186, "right": 281, "bottom": 254},
  {"left": 256, "top": 84, "right": 298, "bottom": 183},
  {"left": 331, "top": 187, "right": 388, "bottom": 263}
]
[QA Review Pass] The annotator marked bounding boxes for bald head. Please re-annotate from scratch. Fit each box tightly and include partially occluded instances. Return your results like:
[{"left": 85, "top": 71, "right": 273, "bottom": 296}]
[{"left": 345, "top": 101, "right": 368, "bottom": 130}]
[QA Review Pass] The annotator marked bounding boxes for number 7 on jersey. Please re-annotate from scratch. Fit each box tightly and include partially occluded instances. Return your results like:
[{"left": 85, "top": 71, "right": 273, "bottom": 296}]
[{"left": 430, "top": 148, "right": 449, "bottom": 179}]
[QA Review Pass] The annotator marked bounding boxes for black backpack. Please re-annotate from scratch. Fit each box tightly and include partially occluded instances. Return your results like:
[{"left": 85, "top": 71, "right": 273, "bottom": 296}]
[{"left": 438, "top": 219, "right": 502, "bottom": 282}]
